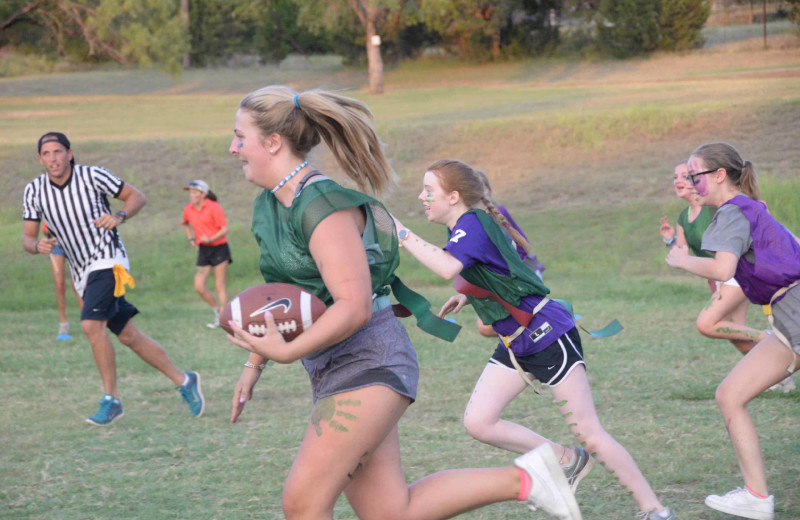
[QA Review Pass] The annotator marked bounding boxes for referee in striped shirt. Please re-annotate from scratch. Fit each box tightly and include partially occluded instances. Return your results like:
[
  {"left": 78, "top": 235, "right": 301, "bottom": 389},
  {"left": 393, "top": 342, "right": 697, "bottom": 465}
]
[{"left": 22, "top": 132, "right": 205, "bottom": 426}]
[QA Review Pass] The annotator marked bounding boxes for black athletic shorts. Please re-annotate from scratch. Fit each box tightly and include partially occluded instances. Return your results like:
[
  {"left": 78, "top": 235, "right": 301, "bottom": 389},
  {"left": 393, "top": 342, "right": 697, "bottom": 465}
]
[
  {"left": 197, "top": 243, "right": 232, "bottom": 267},
  {"left": 490, "top": 327, "right": 585, "bottom": 387},
  {"left": 80, "top": 269, "right": 139, "bottom": 335}
]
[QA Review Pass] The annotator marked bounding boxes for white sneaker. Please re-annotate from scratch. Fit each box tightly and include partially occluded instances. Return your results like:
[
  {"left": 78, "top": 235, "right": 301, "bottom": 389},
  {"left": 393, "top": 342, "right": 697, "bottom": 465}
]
[
  {"left": 705, "top": 488, "right": 774, "bottom": 520},
  {"left": 766, "top": 376, "right": 795, "bottom": 393},
  {"left": 637, "top": 507, "right": 675, "bottom": 520},
  {"left": 514, "top": 444, "right": 582, "bottom": 520},
  {"left": 206, "top": 307, "right": 220, "bottom": 329}
]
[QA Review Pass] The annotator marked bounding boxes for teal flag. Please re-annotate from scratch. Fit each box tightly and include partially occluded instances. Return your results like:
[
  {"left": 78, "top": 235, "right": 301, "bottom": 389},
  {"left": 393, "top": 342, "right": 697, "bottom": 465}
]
[{"left": 553, "top": 299, "right": 623, "bottom": 338}]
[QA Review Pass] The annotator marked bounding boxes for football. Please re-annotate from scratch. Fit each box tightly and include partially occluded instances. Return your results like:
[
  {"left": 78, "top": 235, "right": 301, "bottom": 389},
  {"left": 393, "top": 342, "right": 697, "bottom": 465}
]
[{"left": 219, "top": 283, "right": 327, "bottom": 341}]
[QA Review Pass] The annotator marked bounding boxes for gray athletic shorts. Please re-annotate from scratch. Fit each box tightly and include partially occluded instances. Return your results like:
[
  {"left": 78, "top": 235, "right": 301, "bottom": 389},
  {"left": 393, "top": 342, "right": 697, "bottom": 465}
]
[
  {"left": 302, "top": 307, "right": 419, "bottom": 404},
  {"left": 772, "top": 284, "right": 800, "bottom": 354}
]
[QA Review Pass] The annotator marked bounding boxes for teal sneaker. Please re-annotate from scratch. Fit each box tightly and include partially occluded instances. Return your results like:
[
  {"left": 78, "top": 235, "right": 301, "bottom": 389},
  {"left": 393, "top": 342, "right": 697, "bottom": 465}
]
[
  {"left": 563, "top": 446, "right": 595, "bottom": 493},
  {"left": 86, "top": 395, "right": 124, "bottom": 425},
  {"left": 178, "top": 371, "right": 204, "bottom": 417}
]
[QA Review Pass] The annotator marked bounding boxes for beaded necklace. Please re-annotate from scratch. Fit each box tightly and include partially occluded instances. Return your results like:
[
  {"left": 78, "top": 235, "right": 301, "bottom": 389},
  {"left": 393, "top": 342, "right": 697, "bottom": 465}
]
[{"left": 271, "top": 161, "right": 309, "bottom": 194}]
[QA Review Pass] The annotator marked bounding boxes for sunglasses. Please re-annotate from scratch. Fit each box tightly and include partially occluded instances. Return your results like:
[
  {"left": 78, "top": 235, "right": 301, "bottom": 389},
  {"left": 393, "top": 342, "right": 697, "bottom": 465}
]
[{"left": 686, "top": 168, "right": 717, "bottom": 186}]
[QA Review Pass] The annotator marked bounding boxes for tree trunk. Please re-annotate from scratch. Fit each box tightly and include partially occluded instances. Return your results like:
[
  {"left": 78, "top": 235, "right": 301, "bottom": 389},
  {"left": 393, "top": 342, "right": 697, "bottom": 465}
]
[
  {"left": 181, "top": 0, "right": 190, "bottom": 68},
  {"left": 365, "top": 15, "right": 384, "bottom": 94}
]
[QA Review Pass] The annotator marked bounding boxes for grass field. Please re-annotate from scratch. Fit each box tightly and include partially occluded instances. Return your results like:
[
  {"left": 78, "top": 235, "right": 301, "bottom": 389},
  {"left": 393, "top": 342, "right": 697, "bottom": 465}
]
[{"left": 1, "top": 32, "right": 799, "bottom": 520}]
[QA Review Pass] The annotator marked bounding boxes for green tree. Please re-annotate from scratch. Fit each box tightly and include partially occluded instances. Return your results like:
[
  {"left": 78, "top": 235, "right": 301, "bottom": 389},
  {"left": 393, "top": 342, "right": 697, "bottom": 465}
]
[
  {"left": 787, "top": 0, "right": 800, "bottom": 28},
  {"left": 420, "top": 0, "right": 512, "bottom": 59},
  {"left": 95, "top": 0, "right": 187, "bottom": 73},
  {"left": 295, "top": 0, "right": 417, "bottom": 94},
  {"left": 186, "top": 0, "right": 327, "bottom": 67},
  {"left": 657, "top": 0, "right": 710, "bottom": 51},
  {"left": 0, "top": 0, "right": 186, "bottom": 73},
  {"left": 596, "top": 0, "right": 659, "bottom": 58},
  {"left": 595, "top": 0, "right": 709, "bottom": 58},
  {"left": 500, "top": 0, "right": 561, "bottom": 58}
]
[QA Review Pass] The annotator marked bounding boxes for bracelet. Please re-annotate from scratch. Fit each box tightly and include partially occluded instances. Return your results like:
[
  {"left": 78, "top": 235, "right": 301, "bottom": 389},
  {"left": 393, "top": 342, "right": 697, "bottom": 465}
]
[
  {"left": 34, "top": 239, "right": 41, "bottom": 253},
  {"left": 243, "top": 362, "right": 267, "bottom": 370},
  {"left": 663, "top": 236, "right": 676, "bottom": 247},
  {"left": 187, "top": 237, "right": 195, "bottom": 241}
]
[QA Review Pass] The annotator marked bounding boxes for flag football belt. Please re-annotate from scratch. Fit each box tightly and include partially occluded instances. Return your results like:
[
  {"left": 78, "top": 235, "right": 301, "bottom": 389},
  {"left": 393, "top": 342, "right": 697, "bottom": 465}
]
[
  {"left": 388, "top": 277, "right": 461, "bottom": 342},
  {"left": 452, "top": 275, "right": 623, "bottom": 394},
  {"left": 112, "top": 264, "right": 135, "bottom": 297},
  {"left": 452, "top": 275, "right": 550, "bottom": 394}
]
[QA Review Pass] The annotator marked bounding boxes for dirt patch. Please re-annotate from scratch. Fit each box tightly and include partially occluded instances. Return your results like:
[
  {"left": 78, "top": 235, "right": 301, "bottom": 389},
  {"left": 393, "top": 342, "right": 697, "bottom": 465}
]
[{"left": 0, "top": 110, "right": 75, "bottom": 119}]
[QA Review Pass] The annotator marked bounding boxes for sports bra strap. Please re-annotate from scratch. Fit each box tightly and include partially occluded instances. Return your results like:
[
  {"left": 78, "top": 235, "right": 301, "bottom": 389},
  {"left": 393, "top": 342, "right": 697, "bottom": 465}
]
[{"left": 294, "top": 170, "right": 326, "bottom": 198}]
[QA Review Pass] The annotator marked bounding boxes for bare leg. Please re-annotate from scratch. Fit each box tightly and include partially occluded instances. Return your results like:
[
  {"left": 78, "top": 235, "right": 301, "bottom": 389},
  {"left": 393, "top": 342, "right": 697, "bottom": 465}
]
[
  {"left": 552, "top": 365, "right": 664, "bottom": 513},
  {"left": 81, "top": 319, "right": 118, "bottom": 397},
  {"left": 348, "top": 428, "right": 521, "bottom": 520},
  {"left": 714, "top": 334, "right": 797, "bottom": 496},
  {"left": 213, "top": 261, "right": 229, "bottom": 309},
  {"left": 464, "top": 363, "right": 569, "bottom": 459},
  {"left": 697, "top": 284, "right": 764, "bottom": 354},
  {"left": 193, "top": 265, "right": 217, "bottom": 308},
  {"left": 50, "top": 254, "right": 68, "bottom": 324},
  {"left": 116, "top": 320, "right": 185, "bottom": 386},
  {"left": 283, "top": 385, "right": 524, "bottom": 520}
]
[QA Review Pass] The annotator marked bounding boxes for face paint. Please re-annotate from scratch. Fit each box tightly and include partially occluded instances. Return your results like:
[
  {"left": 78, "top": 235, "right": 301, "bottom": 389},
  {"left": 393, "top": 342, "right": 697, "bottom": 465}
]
[
  {"left": 693, "top": 173, "right": 709, "bottom": 197},
  {"left": 310, "top": 396, "right": 361, "bottom": 436}
]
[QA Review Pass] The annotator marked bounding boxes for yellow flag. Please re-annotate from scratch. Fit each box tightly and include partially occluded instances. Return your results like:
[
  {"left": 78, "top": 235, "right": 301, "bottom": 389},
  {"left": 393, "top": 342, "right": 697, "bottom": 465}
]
[{"left": 113, "top": 264, "right": 136, "bottom": 297}]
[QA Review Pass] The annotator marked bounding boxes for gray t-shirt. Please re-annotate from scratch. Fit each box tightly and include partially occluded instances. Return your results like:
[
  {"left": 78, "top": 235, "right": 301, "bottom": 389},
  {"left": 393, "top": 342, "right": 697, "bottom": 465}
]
[{"left": 701, "top": 204, "right": 755, "bottom": 262}]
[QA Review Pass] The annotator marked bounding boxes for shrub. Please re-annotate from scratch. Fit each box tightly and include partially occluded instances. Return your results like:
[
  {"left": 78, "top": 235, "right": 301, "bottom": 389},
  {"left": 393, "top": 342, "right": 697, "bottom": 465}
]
[
  {"left": 658, "top": 0, "right": 710, "bottom": 51},
  {"left": 596, "top": 0, "right": 710, "bottom": 57}
]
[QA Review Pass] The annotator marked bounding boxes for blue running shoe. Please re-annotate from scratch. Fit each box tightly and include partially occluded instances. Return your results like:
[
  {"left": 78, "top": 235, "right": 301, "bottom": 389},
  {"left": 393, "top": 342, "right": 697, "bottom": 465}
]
[
  {"left": 86, "top": 395, "right": 124, "bottom": 425},
  {"left": 178, "top": 371, "right": 204, "bottom": 417},
  {"left": 57, "top": 322, "right": 71, "bottom": 341}
]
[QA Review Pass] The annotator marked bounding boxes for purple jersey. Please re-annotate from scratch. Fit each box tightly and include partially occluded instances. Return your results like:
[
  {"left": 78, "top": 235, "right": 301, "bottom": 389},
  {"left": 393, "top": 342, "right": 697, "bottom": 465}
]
[
  {"left": 704, "top": 195, "right": 800, "bottom": 305},
  {"left": 446, "top": 212, "right": 573, "bottom": 355}
]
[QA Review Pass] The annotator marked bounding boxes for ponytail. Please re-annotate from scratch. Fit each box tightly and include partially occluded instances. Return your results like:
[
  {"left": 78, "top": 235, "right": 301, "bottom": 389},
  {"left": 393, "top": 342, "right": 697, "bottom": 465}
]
[
  {"left": 239, "top": 86, "right": 396, "bottom": 196},
  {"left": 738, "top": 160, "right": 760, "bottom": 201},
  {"left": 483, "top": 195, "right": 531, "bottom": 253},
  {"left": 205, "top": 190, "right": 218, "bottom": 202}
]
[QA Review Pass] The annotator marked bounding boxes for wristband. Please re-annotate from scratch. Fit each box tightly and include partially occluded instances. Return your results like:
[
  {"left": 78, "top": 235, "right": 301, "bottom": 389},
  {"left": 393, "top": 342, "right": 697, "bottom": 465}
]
[
  {"left": 244, "top": 362, "right": 267, "bottom": 370},
  {"left": 188, "top": 237, "right": 195, "bottom": 241},
  {"left": 34, "top": 239, "right": 41, "bottom": 254},
  {"left": 663, "top": 236, "right": 676, "bottom": 247}
]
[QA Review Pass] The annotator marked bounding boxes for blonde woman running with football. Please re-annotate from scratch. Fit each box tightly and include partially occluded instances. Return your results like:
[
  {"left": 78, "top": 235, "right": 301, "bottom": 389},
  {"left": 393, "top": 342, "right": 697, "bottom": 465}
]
[{"left": 225, "top": 86, "right": 581, "bottom": 520}]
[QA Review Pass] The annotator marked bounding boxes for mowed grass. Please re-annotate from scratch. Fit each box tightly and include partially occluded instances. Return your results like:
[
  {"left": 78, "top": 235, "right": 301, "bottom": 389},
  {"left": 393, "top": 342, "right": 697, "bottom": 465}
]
[{"left": 1, "top": 35, "right": 800, "bottom": 519}]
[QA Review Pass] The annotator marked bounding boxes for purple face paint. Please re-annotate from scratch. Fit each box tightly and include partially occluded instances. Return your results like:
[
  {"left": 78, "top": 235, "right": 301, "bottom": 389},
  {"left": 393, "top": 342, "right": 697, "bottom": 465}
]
[{"left": 693, "top": 173, "right": 709, "bottom": 197}]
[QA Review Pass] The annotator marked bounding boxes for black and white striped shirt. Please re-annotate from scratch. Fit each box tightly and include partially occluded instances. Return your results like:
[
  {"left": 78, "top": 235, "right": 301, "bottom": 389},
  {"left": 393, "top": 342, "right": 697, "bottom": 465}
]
[{"left": 23, "top": 164, "right": 129, "bottom": 296}]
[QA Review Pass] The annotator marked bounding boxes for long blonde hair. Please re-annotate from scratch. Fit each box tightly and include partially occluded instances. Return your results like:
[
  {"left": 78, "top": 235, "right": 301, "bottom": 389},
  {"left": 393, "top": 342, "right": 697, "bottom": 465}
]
[
  {"left": 427, "top": 159, "right": 531, "bottom": 253},
  {"left": 691, "top": 142, "right": 760, "bottom": 201},
  {"left": 239, "top": 86, "right": 396, "bottom": 195}
]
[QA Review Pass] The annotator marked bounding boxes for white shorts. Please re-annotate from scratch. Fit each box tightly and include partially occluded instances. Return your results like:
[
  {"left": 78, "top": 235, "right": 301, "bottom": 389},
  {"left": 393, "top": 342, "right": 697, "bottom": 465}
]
[{"left": 723, "top": 277, "right": 740, "bottom": 287}]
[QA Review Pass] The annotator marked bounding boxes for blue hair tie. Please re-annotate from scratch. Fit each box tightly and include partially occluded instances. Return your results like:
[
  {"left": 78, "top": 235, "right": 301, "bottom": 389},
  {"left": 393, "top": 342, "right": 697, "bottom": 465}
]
[{"left": 293, "top": 94, "right": 300, "bottom": 109}]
